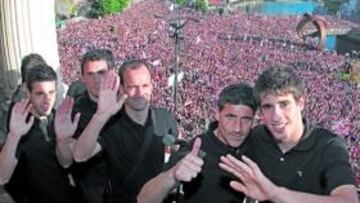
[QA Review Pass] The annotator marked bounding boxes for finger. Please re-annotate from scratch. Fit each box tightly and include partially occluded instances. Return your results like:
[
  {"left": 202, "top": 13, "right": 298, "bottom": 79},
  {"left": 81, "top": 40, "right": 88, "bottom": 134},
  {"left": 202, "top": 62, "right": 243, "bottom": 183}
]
[
  {"left": 220, "top": 155, "right": 240, "bottom": 171},
  {"left": 112, "top": 73, "right": 120, "bottom": 92},
  {"left": 27, "top": 115, "right": 35, "bottom": 127},
  {"left": 219, "top": 156, "right": 249, "bottom": 181},
  {"left": 182, "top": 157, "right": 203, "bottom": 172},
  {"left": 105, "top": 71, "right": 114, "bottom": 90},
  {"left": 12, "top": 101, "right": 21, "bottom": 115},
  {"left": 241, "top": 155, "right": 259, "bottom": 171},
  {"left": 25, "top": 102, "right": 32, "bottom": 116},
  {"left": 187, "top": 155, "right": 204, "bottom": 167},
  {"left": 190, "top": 137, "right": 202, "bottom": 156},
  {"left": 226, "top": 154, "right": 251, "bottom": 174},
  {"left": 59, "top": 97, "right": 69, "bottom": 115},
  {"left": 219, "top": 162, "right": 242, "bottom": 179},
  {"left": 73, "top": 112, "right": 81, "bottom": 129},
  {"left": 230, "top": 181, "right": 247, "bottom": 193},
  {"left": 100, "top": 72, "right": 107, "bottom": 91},
  {"left": 116, "top": 94, "right": 128, "bottom": 110},
  {"left": 66, "top": 97, "right": 75, "bottom": 115},
  {"left": 19, "top": 99, "right": 30, "bottom": 115},
  {"left": 175, "top": 168, "right": 198, "bottom": 182}
]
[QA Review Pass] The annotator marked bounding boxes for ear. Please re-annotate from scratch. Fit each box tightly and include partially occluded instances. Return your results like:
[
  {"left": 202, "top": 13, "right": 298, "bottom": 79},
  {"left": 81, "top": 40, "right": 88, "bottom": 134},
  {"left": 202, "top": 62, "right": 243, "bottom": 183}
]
[
  {"left": 215, "top": 111, "right": 219, "bottom": 121},
  {"left": 297, "top": 96, "right": 305, "bottom": 110}
]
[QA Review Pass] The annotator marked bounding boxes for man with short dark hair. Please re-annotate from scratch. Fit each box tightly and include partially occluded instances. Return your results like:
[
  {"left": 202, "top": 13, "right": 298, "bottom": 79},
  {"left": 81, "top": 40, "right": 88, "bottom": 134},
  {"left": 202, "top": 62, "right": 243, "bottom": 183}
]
[
  {"left": 0, "top": 53, "right": 47, "bottom": 144},
  {"left": 56, "top": 48, "right": 116, "bottom": 203},
  {"left": 220, "top": 66, "right": 359, "bottom": 203},
  {"left": 138, "top": 83, "right": 257, "bottom": 203},
  {"left": 0, "top": 65, "right": 79, "bottom": 203},
  {"left": 72, "top": 58, "right": 178, "bottom": 202}
]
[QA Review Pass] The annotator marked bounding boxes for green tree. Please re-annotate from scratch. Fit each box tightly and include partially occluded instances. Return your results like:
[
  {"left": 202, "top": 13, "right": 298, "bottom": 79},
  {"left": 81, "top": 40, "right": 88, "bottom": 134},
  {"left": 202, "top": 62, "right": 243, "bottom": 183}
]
[
  {"left": 91, "top": 0, "right": 130, "bottom": 17},
  {"left": 195, "top": 0, "right": 208, "bottom": 12}
]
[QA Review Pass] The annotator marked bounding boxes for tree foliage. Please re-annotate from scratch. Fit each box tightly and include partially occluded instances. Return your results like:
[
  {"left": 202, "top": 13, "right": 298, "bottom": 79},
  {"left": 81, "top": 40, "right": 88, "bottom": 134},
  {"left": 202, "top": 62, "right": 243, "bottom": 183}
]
[{"left": 91, "top": 0, "right": 130, "bottom": 17}]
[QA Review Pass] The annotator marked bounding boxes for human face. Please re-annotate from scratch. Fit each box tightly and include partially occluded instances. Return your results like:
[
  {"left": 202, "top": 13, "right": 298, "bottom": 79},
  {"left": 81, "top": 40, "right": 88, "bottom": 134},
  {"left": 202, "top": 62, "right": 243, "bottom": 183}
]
[
  {"left": 260, "top": 93, "right": 305, "bottom": 146},
  {"left": 122, "top": 65, "right": 153, "bottom": 111},
  {"left": 81, "top": 60, "right": 109, "bottom": 98},
  {"left": 28, "top": 81, "right": 56, "bottom": 118},
  {"left": 216, "top": 103, "right": 255, "bottom": 148}
]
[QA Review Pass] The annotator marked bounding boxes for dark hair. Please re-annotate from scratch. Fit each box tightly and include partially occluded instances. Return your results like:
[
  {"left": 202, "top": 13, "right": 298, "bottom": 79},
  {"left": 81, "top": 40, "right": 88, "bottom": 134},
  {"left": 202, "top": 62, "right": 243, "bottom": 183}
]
[
  {"left": 118, "top": 59, "right": 152, "bottom": 84},
  {"left": 217, "top": 83, "right": 257, "bottom": 112},
  {"left": 26, "top": 64, "right": 57, "bottom": 91},
  {"left": 20, "top": 53, "right": 47, "bottom": 82},
  {"left": 80, "top": 49, "right": 115, "bottom": 74},
  {"left": 254, "top": 66, "right": 305, "bottom": 104}
]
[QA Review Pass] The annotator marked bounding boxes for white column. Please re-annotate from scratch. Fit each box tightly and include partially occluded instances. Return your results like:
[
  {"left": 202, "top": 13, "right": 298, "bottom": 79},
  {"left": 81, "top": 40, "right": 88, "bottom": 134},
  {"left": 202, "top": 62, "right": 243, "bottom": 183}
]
[{"left": 0, "top": 0, "right": 66, "bottom": 102}]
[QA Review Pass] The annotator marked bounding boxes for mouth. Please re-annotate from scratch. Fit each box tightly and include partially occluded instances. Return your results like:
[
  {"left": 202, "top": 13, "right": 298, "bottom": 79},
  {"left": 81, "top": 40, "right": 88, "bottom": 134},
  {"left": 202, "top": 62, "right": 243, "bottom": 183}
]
[{"left": 271, "top": 123, "right": 287, "bottom": 132}]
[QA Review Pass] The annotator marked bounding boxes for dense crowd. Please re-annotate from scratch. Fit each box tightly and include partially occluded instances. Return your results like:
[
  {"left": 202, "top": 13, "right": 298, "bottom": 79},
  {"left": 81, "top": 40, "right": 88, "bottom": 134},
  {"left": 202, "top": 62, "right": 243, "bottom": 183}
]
[{"left": 57, "top": 0, "right": 360, "bottom": 184}]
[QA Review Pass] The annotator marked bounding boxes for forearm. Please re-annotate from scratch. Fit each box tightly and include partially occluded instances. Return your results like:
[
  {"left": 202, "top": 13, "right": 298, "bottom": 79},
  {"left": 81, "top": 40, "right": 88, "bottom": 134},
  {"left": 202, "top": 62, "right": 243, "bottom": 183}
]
[
  {"left": 138, "top": 170, "right": 178, "bottom": 203},
  {"left": 56, "top": 138, "right": 75, "bottom": 168},
  {"left": 73, "top": 113, "right": 109, "bottom": 162},
  {"left": 270, "top": 185, "right": 359, "bottom": 203},
  {"left": 0, "top": 133, "right": 21, "bottom": 185}
]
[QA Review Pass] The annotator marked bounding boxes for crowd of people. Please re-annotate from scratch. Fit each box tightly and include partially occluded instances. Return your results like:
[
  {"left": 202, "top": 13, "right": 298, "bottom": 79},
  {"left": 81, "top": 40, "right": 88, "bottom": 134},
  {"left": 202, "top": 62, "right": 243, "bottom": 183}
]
[{"left": 57, "top": 0, "right": 359, "bottom": 183}]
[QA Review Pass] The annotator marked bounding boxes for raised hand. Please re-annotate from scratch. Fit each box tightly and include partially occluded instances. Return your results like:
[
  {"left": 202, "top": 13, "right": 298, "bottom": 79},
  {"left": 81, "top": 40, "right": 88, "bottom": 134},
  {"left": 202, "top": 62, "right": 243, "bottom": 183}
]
[
  {"left": 171, "top": 137, "right": 204, "bottom": 182},
  {"left": 219, "top": 154, "right": 277, "bottom": 201},
  {"left": 9, "top": 99, "right": 34, "bottom": 138},
  {"left": 55, "top": 97, "right": 81, "bottom": 141},
  {"left": 96, "top": 70, "right": 127, "bottom": 117}
]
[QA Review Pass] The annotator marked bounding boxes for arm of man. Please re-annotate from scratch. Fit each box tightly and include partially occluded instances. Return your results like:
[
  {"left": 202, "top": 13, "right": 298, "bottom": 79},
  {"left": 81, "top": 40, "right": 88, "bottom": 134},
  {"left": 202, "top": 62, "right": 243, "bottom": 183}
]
[
  {"left": 55, "top": 97, "right": 81, "bottom": 168},
  {"left": 220, "top": 155, "right": 359, "bottom": 203},
  {"left": 73, "top": 70, "right": 126, "bottom": 162},
  {"left": 0, "top": 99, "right": 34, "bottom": 184},
  {"left": 137, "top": 138, "right": 204, "bottom": 203}
]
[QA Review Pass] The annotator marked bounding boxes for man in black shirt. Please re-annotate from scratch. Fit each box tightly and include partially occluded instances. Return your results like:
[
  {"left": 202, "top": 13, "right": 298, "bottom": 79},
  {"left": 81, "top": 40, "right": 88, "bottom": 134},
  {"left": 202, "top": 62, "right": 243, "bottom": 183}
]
[
  {"left": 220, "top": 66, "right": 359, "bottom": 203},
  {"left": 0, "top": 65, "right": 79, "bottom": 203},
  {"left": 138, "top": 83, "right": 257, "bottom": 203},
  {"left": 56, "top": 49, "right": 115, "bottom": 203},
  {"left": 73, "top": 59, "right": 178, "bottom": 202}
]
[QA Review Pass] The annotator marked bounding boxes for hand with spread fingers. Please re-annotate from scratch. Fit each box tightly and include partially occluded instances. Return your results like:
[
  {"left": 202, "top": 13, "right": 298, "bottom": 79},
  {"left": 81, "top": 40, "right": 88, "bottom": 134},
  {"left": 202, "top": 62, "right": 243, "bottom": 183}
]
[
  {"left": 55, "top": 96, "right": 81, "bottom": 141},
  {"left": 9, "top": 99, "right": 34, "bottom": 138},
  {"left": 170, "top": 137, "right": 204, "bottom": 182},
  {"left": 219, "top": 154, "right": 276, "bottom": 201},
  {"left": 96, "top": 70, "right": 127, "bottom": 118}
]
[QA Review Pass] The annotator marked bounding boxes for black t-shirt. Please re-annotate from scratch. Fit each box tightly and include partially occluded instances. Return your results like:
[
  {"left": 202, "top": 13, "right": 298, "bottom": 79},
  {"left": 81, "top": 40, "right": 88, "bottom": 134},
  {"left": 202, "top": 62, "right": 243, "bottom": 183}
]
[
  {"left": 99, "top": 107, "right": 178, "bottom": 203},
  {"left": 166, "top": 122, "right": 248, "bottom": 203},
  {"left": 6, "top": 112, "right": 79, "bottom": 203},
  {"left": 249, "top": 119, "right": 356, "bottom": 202}
]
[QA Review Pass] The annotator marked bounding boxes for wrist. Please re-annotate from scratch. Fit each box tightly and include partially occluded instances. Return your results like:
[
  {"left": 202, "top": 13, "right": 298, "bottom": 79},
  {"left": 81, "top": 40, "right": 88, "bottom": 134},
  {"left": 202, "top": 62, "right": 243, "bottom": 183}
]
[
  {"left": 56, "top": 136, "right": 73, "bottom": 143},
  {"left": 162, "top": 169, "right": 178, "bottom": 188},
  {"left": 94, "top": 112, "right": 111, "bottom": 123},
  {"left": 269, "top": 185, "right": 286, "bottom": 202},
  {"left": 7, "top": 132, "right": 22, "bottom": 143}
]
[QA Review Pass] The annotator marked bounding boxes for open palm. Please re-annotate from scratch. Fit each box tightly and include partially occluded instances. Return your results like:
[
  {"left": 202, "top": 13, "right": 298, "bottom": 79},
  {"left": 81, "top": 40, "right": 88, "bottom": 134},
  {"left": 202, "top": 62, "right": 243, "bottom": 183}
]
[{"left": 55, "top": 97, "right": 80, "bottom": 140}]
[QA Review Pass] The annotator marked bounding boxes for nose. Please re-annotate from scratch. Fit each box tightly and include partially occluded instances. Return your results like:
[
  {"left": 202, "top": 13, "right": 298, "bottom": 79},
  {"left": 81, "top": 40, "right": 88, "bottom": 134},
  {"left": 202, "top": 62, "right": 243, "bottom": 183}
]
[
  {"left": 272, "top": 105, "right": 282, "bottom": 122},
  {"left": 94, "top": 73, "right": 103, "bottom": 83},
  {"left": 233, "top": 119, "right": 242, "bottom": 133},
  {"left": 135, "top": 87, "right": 143, "bottom": 96},
  {"left": 42, "top": 94, "right": 51, "bottom": 105}
]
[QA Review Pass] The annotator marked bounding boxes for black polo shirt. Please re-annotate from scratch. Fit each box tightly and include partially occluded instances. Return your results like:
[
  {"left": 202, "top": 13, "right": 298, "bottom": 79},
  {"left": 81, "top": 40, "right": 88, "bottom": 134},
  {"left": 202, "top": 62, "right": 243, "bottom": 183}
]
[
  {"left": 249, "top": 119, "right": 356, "bottom": 202},
  {"left": 167, "top": 121, "right": 248, "bottom": 203},
  {"left": 99, "top": 107, "right": 178, "bottom": 203},
  {"left": 8, "top": 112, "right": 79, "bottom": 203}
]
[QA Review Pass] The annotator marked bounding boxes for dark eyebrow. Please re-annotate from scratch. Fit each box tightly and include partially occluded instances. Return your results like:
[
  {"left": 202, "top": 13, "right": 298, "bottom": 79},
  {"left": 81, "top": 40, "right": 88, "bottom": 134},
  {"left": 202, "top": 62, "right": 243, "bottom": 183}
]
[{"left": 225, "top": 113, "right": 237, "bottom": 118}]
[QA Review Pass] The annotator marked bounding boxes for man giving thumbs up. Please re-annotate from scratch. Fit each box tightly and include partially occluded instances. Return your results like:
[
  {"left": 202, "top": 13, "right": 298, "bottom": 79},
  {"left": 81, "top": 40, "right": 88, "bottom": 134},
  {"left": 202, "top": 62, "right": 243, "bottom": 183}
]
[{"left": 138, "top": 83, "right": 257, "bottom": 203}]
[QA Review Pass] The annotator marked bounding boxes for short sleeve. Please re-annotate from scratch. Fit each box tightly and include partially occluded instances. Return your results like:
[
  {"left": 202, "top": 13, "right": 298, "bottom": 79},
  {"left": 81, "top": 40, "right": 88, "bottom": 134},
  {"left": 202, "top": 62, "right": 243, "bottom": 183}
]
[{"left": 322, "top": 136, "right": 356, "bottom": 194}]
